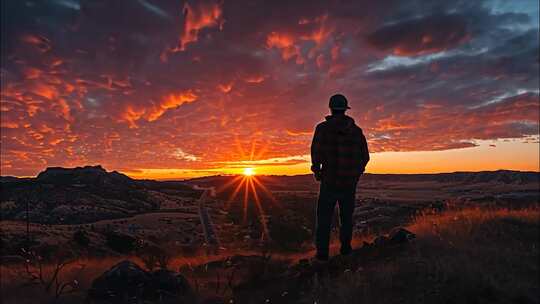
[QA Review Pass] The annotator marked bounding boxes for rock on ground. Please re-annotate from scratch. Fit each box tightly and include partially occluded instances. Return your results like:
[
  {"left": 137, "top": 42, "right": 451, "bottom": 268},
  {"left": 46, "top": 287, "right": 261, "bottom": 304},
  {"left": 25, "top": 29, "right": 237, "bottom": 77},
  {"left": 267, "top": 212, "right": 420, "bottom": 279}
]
[{"left": 87, "top": 260, "right": 191, "bottom": 303}]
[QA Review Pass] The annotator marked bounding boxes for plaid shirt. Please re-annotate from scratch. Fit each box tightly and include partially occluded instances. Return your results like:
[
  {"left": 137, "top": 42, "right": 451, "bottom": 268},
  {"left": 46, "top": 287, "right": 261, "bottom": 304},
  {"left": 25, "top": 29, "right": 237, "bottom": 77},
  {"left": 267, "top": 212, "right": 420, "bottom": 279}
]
[{"left": 311, "top": 115, "right": 370, "bottom": 187}]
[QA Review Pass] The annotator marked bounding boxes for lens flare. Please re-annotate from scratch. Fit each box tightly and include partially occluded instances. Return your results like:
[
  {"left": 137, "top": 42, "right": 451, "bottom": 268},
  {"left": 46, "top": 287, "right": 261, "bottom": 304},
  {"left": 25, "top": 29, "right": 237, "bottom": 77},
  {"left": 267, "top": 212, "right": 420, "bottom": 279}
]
[{"left": 243, "top": 167, "right": 255, "bottom": 176}]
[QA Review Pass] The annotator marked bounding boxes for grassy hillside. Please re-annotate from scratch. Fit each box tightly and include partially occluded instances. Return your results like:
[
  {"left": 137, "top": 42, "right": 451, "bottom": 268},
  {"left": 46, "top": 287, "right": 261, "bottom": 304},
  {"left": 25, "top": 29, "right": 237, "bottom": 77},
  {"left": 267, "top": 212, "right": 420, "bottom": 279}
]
[
  {"left": 1, "top": 207, "right": 538, "bottom": 303},
  {"left": 300, "top": 208, "right": 540, "bottom": 304}
]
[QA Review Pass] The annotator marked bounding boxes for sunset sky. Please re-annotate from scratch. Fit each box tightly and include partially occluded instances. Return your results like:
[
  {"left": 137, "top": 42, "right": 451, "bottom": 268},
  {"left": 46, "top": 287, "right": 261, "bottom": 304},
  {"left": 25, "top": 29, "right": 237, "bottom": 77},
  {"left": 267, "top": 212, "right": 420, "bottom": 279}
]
[{"left": 1, "top": 0, "right": 539, "bottom": 179}]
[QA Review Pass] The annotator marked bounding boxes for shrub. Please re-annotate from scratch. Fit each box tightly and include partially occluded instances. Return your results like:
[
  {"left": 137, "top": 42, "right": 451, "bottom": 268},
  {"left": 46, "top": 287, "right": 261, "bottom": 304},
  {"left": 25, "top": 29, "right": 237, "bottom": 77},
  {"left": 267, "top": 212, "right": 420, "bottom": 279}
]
[
  {"left": 136, "top": 244, "right": 172, "bottom": 271},
  {"left": 72, "top": 229, "right": 90, "bottom": 247},
  {"left": 105, "top": 232, "right": 136, "bottom": 253}
]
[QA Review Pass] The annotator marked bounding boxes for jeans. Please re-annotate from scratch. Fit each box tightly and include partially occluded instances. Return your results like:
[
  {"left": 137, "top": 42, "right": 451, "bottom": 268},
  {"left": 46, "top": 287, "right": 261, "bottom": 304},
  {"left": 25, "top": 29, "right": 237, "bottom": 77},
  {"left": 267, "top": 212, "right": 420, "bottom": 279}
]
[{"left": 315, "top": 181, "right": 357, "bottom": 256}]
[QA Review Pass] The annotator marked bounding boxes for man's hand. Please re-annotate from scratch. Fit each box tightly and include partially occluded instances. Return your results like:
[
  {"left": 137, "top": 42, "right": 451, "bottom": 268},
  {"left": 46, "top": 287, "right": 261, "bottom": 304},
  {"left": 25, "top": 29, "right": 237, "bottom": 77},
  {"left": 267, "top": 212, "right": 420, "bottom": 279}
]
[{"left": 311, "top": 164, "right": 322, "bottom": 181}]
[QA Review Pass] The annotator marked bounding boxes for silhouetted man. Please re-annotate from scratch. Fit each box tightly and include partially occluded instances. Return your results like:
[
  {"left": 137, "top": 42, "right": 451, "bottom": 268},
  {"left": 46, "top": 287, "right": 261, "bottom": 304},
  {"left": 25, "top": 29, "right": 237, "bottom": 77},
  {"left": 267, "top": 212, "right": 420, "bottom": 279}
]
[{"left": 311, "top": 94, "right": 370, "bottom": 261}]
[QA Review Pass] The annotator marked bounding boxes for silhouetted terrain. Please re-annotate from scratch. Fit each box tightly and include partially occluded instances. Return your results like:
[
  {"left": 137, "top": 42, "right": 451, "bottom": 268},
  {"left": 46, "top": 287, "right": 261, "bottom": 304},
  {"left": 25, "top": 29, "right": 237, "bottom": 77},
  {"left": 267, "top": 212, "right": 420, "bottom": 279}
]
[
  {"left": 0, "top": 166, "right": 538, "bottom": 303},
  {"left": 0, "top": 165, "right": 201, "bottom": 224},
  {"left": 188, "top": 170, "right": 540, "bottom": 191}
]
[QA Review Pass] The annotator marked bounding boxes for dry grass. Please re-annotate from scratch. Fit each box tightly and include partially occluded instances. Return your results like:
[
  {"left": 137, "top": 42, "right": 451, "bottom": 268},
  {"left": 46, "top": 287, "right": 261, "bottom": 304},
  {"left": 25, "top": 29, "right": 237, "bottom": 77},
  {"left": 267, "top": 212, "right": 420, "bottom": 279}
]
[
  {"left": 409, "top": 207, "right": 540, "bottom": 237},
  {"left": 1, "top": 207, "right": 538, "bottom": 303},
  {"left": 308, "top": 207, "right": 540, "bottom": 304}
]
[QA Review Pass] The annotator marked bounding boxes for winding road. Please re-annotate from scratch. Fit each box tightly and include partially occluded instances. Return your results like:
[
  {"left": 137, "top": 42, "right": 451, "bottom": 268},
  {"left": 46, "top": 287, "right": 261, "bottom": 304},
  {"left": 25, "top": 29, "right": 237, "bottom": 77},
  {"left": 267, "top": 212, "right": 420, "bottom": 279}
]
[{"left": 197, "top": 188, "right": 220, "bottom": 246}]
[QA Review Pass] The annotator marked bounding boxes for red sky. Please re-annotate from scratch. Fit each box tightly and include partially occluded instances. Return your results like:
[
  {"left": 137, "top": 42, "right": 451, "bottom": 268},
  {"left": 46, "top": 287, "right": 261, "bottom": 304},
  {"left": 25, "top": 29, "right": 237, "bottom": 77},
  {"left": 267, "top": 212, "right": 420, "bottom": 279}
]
[{"left": 1, "top": 0, "right": 539, "bottom": 179}]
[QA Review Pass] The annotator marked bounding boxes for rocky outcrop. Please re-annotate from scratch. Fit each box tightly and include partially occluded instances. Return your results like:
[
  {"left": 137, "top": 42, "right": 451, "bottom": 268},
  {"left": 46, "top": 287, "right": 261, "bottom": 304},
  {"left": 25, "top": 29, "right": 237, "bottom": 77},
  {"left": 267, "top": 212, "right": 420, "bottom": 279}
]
[
  {"left": 37, "top": 165, "right": 132, "bottom": 186},
  {"left": 0, "top": 166, "right": 161, "bottom": 224},
  {"left": 0, "top": 165, "right": 203, "bottom": 224}
]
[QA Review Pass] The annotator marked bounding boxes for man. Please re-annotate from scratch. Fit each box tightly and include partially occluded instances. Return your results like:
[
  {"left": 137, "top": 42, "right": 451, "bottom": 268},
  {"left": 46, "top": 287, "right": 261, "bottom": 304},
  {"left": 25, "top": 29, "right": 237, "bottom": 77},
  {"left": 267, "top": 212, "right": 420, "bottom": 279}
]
[{"left": 311, "top": 94, "right": 370, "bottom": 261}]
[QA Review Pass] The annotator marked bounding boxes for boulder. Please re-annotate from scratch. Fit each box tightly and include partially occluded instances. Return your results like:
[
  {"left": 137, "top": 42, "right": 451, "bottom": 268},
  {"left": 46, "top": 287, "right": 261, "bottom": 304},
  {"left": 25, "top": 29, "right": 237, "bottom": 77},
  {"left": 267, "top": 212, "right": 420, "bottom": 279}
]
[
  {"left": 148, "top": 269, "right": 191, "bottom": 298},
  {"left": 87, "top": 260, "right": 191, "bottom": 303},
  {"left": 373, "top": 235, "right": 388, "bottom": 246},
  {"left": 389, "top": 228, "right": 416, "bottom": 244},
  {"left": 368, "top": 228, "right": 415, "bottom": 248},
  {"left": 88, "top": 260, "right": 150, "bottom": 301}
]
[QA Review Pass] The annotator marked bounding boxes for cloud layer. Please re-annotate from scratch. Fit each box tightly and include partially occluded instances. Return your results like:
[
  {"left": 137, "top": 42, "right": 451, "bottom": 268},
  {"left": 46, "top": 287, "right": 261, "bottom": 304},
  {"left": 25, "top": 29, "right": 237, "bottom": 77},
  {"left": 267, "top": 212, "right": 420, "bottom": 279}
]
[{"left": 1, "top": 0, "right": 538, "bottom": 176}]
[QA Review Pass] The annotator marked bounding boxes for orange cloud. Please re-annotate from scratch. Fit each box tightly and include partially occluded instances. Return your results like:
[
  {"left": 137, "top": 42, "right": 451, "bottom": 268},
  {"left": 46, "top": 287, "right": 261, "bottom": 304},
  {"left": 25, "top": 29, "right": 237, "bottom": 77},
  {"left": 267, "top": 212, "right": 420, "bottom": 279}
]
[
  {"left": 244, "top": 75, "right": 266, "bottom": 83},
  {"left": 218, "top": 83, "right": 233, "bottom": 93},
  {"left": 1, "top": 122, "right": 19, "bottom": 129},
  {"left": 267, "top": 15, "right": 334, "bottom": 65},
  {"left": 163, "top": 91, "right": 197, "bottom": 108},
  {"left": 266, "top": 32, "right": 304, "bottom": 64},
  {"left": 122, "top": 105, "right": 147, "bottom": 128},
  {"left": 286, "top": 129, "right": 312, "bottom": 136},
  {"left": 176, "top": 1, "right": 223, "bottom": 51},
  {"left": 20, "top": 34, "right": 51, "bottom": 52},
  {"left": 22, "top": 67, "right": 43, "bottom": 79},
  {"left": 301, "top": 15, "right": 332, "bottom": 47},
  {"left": 31, "top": 82, "right": 58, "bottom": 100},
  {"left": 122, "top": 90, "right": 198, "bottom": 127}
]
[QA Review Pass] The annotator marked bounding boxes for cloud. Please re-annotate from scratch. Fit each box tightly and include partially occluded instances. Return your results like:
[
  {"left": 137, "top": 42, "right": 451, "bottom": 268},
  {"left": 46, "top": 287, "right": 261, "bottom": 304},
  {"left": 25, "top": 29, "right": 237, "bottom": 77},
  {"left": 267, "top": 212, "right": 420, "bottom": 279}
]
[
  {"left": 0, "top": 0, "right": 538, "bottom": 176},
  {"left": 121, "top": 90, "right": 198, "bottom": 127},
  {"left": 366, "top": 14, "right": 470, "bottom": 56},
  {"left": 266, "top": 32, "right": 304, "bottom": 64},
  {"left": 265, "top": 14, "right": 335, "bottom": 65},
  {"left": 137, "top": 0, "right": 169, "bottom": 18},
  {"left": 175, "top": 0, "right": 223, "bottom": 51},
  {"left": 218, "top": 155, "right": 310, "bottom": 167},
  {"left": 173, "top": 148, "right": 200, "bottom": 161},
  {"left": 365, "top": 92, "right": 539, "bottom": 152}
]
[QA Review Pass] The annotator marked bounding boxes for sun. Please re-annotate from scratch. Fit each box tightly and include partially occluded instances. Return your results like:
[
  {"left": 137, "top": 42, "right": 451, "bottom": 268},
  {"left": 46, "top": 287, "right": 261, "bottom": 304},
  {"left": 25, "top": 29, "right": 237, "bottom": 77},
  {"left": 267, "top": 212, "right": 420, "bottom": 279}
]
[{"left": 243, "top": 167, "right": 255, "bottom": 176}]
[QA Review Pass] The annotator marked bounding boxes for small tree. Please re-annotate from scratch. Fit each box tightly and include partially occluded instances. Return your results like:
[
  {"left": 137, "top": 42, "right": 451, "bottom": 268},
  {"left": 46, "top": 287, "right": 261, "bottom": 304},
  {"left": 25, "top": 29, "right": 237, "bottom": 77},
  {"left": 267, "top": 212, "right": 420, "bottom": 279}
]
[{"left": 17, "top": 245, "right": 85, "bottom": 299}]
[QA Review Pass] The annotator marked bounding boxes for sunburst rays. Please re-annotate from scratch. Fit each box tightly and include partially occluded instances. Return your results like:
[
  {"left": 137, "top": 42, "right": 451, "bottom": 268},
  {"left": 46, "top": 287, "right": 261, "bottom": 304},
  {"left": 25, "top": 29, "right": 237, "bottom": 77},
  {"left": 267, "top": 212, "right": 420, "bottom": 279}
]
[{"left": 216, "top": 138, "right": 280, "bottom": 241}]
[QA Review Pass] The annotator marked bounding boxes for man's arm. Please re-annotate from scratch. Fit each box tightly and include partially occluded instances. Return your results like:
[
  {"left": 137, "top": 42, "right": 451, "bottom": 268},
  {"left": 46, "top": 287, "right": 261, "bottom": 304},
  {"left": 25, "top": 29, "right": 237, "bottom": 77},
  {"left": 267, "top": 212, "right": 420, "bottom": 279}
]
[
  {"left": 311, "top": 125, "right": 322, "bottom": 180},
  {"left": 359, "top": 131, "right": 370, "bottom": 172}
]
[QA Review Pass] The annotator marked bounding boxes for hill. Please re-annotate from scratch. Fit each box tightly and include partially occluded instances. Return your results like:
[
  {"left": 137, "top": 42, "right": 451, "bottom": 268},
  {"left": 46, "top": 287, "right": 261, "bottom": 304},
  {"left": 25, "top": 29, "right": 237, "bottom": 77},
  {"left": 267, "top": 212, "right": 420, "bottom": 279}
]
[{"left": 0, "top": 165, "right": 200, "bottom": 224}]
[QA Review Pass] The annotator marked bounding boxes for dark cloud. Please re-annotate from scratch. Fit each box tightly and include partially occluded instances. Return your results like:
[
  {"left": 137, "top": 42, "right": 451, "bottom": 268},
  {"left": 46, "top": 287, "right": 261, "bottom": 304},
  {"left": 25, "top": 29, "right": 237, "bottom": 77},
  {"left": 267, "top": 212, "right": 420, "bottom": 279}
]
[{"left": 366, "top": 14, "right": 470, "bottom": 56}]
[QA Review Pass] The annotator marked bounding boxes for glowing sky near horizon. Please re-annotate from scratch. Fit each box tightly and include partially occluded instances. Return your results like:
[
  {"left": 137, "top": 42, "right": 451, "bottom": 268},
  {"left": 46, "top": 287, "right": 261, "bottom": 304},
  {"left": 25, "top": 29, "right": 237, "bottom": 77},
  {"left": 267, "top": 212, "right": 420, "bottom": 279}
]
[{"left": 1, "top": 0, "right": 539, "bottom": 179}]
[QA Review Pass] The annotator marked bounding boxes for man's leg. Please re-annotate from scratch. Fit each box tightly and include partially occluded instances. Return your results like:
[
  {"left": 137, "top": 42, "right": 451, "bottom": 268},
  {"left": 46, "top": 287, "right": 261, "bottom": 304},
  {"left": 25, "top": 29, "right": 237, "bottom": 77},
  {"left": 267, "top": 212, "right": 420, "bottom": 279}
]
[
  {"left": 338, "top": 183, "right": 357, "bottom": 255},
  {"left": 315, "top": 183, "right": 337, "bottom": 260}
]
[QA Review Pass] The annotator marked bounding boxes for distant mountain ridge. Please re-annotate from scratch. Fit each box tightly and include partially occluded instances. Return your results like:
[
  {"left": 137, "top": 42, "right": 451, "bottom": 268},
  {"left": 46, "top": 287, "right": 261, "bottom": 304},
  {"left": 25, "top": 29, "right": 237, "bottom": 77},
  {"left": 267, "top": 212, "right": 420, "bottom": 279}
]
[
  {"left": 363, "top": 170, "right": 540, "bottom": 184},
  {"left": 185, "top": 170, "right": 540, "bottom": 192},
  {"left": 2, "top": 167, "right": 538, "bottom": 185},
  {"left": 1, "top": 166, "right": 537, "bottom": 224}
]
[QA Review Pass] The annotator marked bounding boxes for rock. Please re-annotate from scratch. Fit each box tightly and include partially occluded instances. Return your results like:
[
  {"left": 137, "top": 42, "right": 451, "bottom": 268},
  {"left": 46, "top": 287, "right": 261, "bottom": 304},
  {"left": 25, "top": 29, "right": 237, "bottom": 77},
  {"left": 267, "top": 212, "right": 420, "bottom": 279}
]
[
  {"left": 147, "top": 269, "right": 191, "bottom": 298},
  {"left": 366, "top": 228, "right": 415, "bottom": 249},
  {"left": 87, "top": 260, "right": 191, "bottom": 303},
  {"left": 373, "top": 235, "right": 388, "bottom": 246},
  {"left": 88, "top": 260, "right": 150, "bottom": 301},
  {"left": 389, "top": 228, "right": 416, "bottom": 244}
]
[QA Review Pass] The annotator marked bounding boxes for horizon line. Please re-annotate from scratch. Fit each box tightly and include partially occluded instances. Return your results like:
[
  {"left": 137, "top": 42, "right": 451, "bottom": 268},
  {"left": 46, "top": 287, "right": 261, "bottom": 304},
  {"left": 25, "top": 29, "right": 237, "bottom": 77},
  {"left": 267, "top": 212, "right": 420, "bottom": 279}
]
[{"left": 2, "top": 167, "right": 538, "bottom": 182}]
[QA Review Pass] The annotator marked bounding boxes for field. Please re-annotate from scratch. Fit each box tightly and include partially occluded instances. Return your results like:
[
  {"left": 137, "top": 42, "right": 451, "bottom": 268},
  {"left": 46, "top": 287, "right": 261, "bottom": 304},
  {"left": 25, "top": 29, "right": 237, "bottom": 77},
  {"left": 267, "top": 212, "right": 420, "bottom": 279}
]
[{"left": 0, "top": 169, "right": 539, "bottom": 303}]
